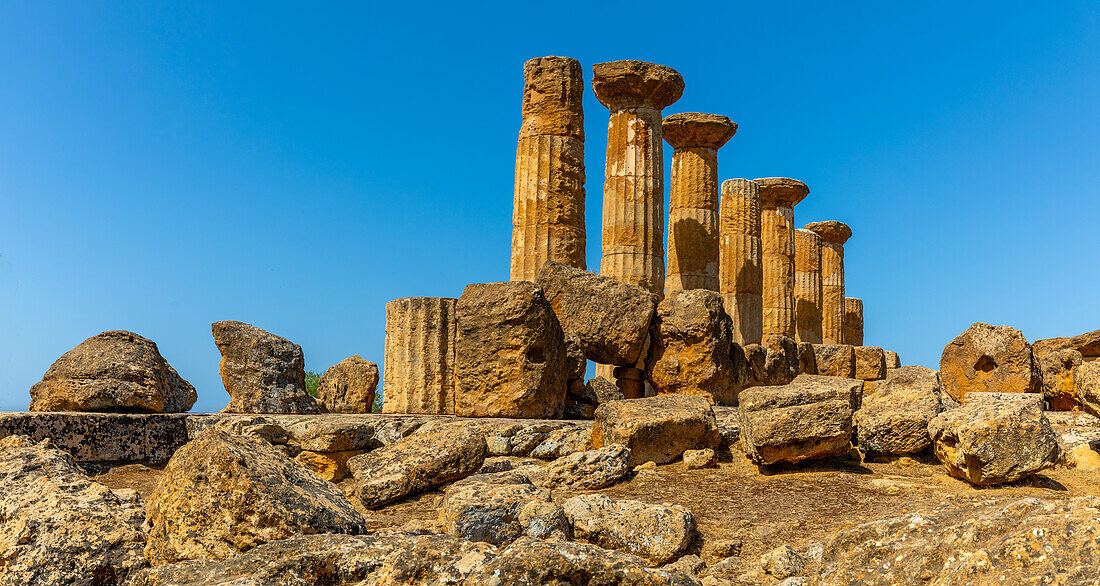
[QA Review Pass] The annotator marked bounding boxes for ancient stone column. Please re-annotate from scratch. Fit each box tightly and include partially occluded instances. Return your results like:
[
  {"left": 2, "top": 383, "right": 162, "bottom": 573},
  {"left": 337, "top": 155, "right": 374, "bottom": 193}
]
[
  {"left": 662, "top": 112, "right": 737, "bottom": 296},
  {"left": 844, "top": 297, "right": 864, "bottom": 346},
  {"left": 382, "top": 297, "right": 457, "bottom": 415},
  {"left": 805, "top": 221, "right": 852, "bottom": 345},
  {"left": 754, "top": 178, "right": 810, "bottom": 341},
  {"left": 510, "top": 56, "right": 587, "bottom": 281},
  {"left": 593, "top": 60, "right": 685, "bottom": 296},
  {"left": 718, "top": 178, "right": 763, "bottom": 345},
  {"left": 794, "top": 228, "right": 823, "bottom": 344}
]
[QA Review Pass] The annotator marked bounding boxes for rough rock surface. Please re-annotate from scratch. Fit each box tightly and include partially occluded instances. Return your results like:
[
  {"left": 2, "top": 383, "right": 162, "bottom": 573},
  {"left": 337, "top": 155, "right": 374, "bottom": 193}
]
[
  {"left": 294, "top": 449, "right": 360, "bottom": 482},
  {"left": 29, "top": 330, "right": 196, "bottom": 413},
  {"left": 855, "top": 366, "right": 946, "bottom": 455},
  {"left": 796, "top": 341, "right": 817, "bottom": 375},
  {"left": 812, "top": 344, "right": 854, "bottom": 378},
  {"left": 440, "top": 474, "right": 566, "bottom": 545},
  {"left": 143, "top": 429, "right": 366, "bottom": 564},
  {"left": 819, "top": 497, "right": 1100, "bottom": 585},
  {"left": 938, "top": 322, "right": 1040, "bottom": 402},
  {"left": 211, "top": 321, "right": 319, "bottom": 414},
  {"left": 1036, "top": 347, "right": 1083, "bottom": 410},
  {"left": 315, "top": 355, "right": 378, "bottom": 414},
  {"left": 586, "top": 376, "right": 625, "bottom": 404},
  {"left": 646, "top": 289, "right": 734, "bottom": 404},
  {"left": 454, "top": 281, "right": 566, "bottom": 419},
  {"left": 592, "top": 395, "right": 720, "bottom": 466},
  {"left": 347, "top": 423, "right": 487, "bottom": 509},
  {"left": 852, "top": 346, "right": 886, "bottom": 381},
  {"left": 760, "top": 335, "right": 800, "bottom": 386},
  {"left": 738, "top": 374, "right": 862, "bottom": 465},
  {"left": 564, "top": 331, "right": 587, "bottom": 383},
  {"left": 0, "top": 435, "right": 147, "bottom": 585},
  {"left": 883, "top": 350, "right": 901, "bottom": 369},
  {"left": 537, "top": 261, "right": 659, "bottom": 365},
  {"left": 927, "top": 393, "right": 1060, "bottom": 485},
  {"left": 540, "top": 444, "right": 632, "bottom": 489},
  {"left": 564, "top": 493, "right": 696, "bottom": 565},
  {"left": 682, "top": 447, "right": 718, "bottom": 469},
  {"left": 1075, "top": 361, "right": 1100, "bottom": 417}
]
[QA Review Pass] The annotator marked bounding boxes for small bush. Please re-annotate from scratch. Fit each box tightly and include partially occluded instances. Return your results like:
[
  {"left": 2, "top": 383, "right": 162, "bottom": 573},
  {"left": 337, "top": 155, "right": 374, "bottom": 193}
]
[{"left": 304, "top": 370, "right": 322, "bottom": 398}]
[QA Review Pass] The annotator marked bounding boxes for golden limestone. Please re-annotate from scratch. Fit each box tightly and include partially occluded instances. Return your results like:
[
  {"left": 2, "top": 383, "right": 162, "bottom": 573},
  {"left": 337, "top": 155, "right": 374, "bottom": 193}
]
[
  {"left": 718, "top": 179, "right": 763, "bottom": 345},
  {"left": 794, "top": 228, "right": 823, "bottom": 344},
  {"left": 844, "top": 296, "right": 864, "bottom": 346},
  {"left": 805, "top": 221, "right": 852, "bottom": 345},
  {"left": 754, "top": 178, "right": 809, "bottom": 340},
  {"left": 511, "top": 56, "right": 587, "bottom": 280},
  {"left": 662, "top": 113, "right": 737, "bottom": 296},
  {"left": 382, "top": 297, "right": 457, "bottom": 415},
  {"left": 593, "top": 60, "right": 684, "bottom": 296}
]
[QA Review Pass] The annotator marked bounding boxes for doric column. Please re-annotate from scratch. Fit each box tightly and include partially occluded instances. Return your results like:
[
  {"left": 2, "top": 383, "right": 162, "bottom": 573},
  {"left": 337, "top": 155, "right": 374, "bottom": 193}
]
[
  {"left": 805, "top": 221, "right": 852, "bottom": 344},
  {"left": 593, "top": 60, "right": 684, "bottom": 297},
  {"left": 754, "top": 177, "right": 810, "bottom": 340},
  {"left": 844, "top": 297, "right": 864, "bottom": 346},
  {"left": 794, "top": 228, "right": 823, "bottom": 344},
  {"left": 382, "top": 297, "right": 457, "bottom": 414},
  {"left": 718, "top": 178, "right": 763, "bottom": 345},
  {"left": 662, "top": 112, "right": 737, "bottom": 296},
  {"left": 510, "top": 56, "right": 586, "bottom": 281}
]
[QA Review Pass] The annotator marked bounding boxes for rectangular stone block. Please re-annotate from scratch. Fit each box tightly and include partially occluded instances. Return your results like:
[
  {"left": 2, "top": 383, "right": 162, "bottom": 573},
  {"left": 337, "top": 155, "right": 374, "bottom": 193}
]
[
  {"left": 0, "top": 412, "right": 189, "bottom": 465},
  {"left": 813, "top": 344, "right": 855, "bottom": 378},
  {"left": 854, "top": 346, "right": 887, "bottom": 381}
]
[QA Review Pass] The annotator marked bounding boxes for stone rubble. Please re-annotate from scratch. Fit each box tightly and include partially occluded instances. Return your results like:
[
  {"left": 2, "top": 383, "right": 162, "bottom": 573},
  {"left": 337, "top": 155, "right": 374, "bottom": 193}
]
[{"left": 211, "top": 321, "right": 319, "bottom": 414}]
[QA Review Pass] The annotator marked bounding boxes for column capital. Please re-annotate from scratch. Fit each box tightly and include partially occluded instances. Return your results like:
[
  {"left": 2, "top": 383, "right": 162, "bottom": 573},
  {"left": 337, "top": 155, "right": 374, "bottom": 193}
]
[
  {"left": 592, "top": 60, "right": 684, "bottom": 110},
  {"left": 662, "top": 112, "right": 737, "bottom": 150},
  {"left": 804, "top": 220, "right": 852, "bottom": 244},
  {"left": 754, "top": 177, "right": 809, "bottom": 208}
]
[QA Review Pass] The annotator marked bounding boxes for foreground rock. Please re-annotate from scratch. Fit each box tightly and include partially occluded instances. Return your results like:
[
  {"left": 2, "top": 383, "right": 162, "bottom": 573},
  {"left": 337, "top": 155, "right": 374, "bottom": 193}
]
[
  {"left": 29, "top": 330, "right": 196, "bottom": 413},
  {"left": 738, "top": 374, "right": 862, "bottom": 465},
  {"left": 855, "top": 366, "right": 946, "bottom": 455},
  {"left": 455, "top": 281, "right": 566, "bottom": 418},
  {"left": 646, "top": 289, "right": 734, "bottom": 404},
  {"left": 938, "top": 322, "right": 1040, "bottom": 402},
  {"left": 819, "top": 497, "right": 1100, "bottom": 585},
  {"left": 592, "top": 395, "right": 720, "bottom": 466},
  {"left": 440, "top": 473, "right": 567, "bottom": 545},
  {"left": 0, "top": 435, "right": 146, "bottom": 585},
  {"left": 144, "top": 429, "right": 365, "bottom": 564},
  {"left": 564, "top": 494, "right": 696, "bottom": 565},
  {"left": 348, "top": 422, "right": 487, "bottom": 508},
  {"left": 927, "top": 393, "right": 1060, "bottom": 485},
  {"left": 315, "top": 355, "right": 378, "bottom": 413},
  {"left": 211, "top": 321, "right": 320, "bottom": 414},
  {"left": 539, "top": 444, "right": 632, "bottom": 489}
]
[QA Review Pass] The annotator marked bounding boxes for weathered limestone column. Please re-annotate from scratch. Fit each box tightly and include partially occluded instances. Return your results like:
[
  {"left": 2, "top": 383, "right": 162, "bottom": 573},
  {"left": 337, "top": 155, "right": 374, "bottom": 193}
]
[
  {"left": 662, "top": 112, "right": 737, "bottom": 296},
  {"left": 593, "top": 60, "right": 685, "bottom": 296},
  {"left": 382, "top": 297, "right": 457, "bottom": 414},
  {"left": 754, "top": 178, "right": 810, "bottom": 340},
  {"left": 794, "top": 228, "right": 823, "bottom": 344},
  {"left": 805, "top": 221, "right": 852, "bottom": 345},
  {"left": 844, "top": 297, "right": 864, "bottom": 346},
  {"left": 511, "top": 56, "right": 587, "bottom": 281},
  {"left": 718, "top": 178, "right": 763, "bottom": 345}
]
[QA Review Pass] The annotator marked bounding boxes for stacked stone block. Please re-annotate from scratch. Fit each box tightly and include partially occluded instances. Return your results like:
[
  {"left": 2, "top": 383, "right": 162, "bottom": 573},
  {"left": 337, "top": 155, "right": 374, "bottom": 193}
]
[
  {"left": 755, "top": 178, "right": 810, "bottom": 340},
  {"left": 844, "top": 297, "right": 864, "bottom": 346}
]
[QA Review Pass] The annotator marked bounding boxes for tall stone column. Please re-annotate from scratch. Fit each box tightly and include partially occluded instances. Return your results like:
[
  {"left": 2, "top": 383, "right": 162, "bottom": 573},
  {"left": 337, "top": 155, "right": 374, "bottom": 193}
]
[
  {"left": 662, "top": 112, "right": 737, "bottom": 296},
  {"left": 593, "top": 60, "right": 684, "bottom": 297},
  {"left": 794, "top": 228, "right": 823, "bottom": 344},
  {"left": 844, "top": 297, "right": 864, "bottom": 346},
  {"left": 511, "top": 56, "right": 587, "bottom": 281},
  {"left": 382, "top": 297, "right": 457, "bottom": 415},
  {"left": 805, "top": 221, "right": 852, "bottom": 345},
  {"left": 754, "top": 178, "right": 810, "bottom": 341},
  {"left": 718, "top": 178, "right": 763, "bottom": 345}
]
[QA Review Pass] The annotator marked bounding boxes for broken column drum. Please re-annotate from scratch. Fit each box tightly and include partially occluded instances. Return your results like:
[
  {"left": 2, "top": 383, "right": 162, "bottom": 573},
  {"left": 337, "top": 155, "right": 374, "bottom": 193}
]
[
  {"left": 794, "top": 228, "right": 823, "bottom": 344},
  {"left": 754, "top": 178, "right": 810, "bottom": 340},
  {"left": 662, "top": 112, "right": 737, "bottom": 296},
  {"left": 382, "top": 297, "right": 457, "bottom": 415},
  {"left": 510, "top": 56, "right": 587, "bottom": 281},
  {"left": 805, "top": 221, "right": 852, "bottom": 345},
  {"left": 593, "top": 60, "right": 685, "bottom": 297},
  {"left": 718, "top": 178, "right": 763, "bottom": 345},
  {"left": 844, "top": 297, "right": 864, "bottom": 346}
]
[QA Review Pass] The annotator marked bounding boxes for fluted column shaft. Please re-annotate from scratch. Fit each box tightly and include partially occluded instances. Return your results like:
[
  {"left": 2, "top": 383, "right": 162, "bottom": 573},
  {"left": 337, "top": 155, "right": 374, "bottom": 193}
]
[
  {"left": 719, "top": 178, "right": 762, "bottom": 345},
  {"left": 382, "top": 297, "right": 457, "bottom": 414},
  {"left": 511, "top": 56, "right": 586, "bottom": 281},
  {"left": 820, "top": 241, "right": 845, "bottom": 344},
  {"left": 844, "top": 297, "right": 864, "bottom": 346},
  {"left": 666, "top": 146, "right": 718, "bottom": 294},
  {"left": 762, "top": 204, "right": 796, "bottom": 339},
  {"left": 794, "top": 228, "right": 823, "bottom": 344}
]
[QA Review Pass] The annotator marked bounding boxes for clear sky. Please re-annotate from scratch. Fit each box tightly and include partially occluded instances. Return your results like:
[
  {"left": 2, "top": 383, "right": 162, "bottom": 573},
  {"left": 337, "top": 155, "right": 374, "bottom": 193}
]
[{"left": 2, "top": 2, "right": 1098, "bottom": 412}]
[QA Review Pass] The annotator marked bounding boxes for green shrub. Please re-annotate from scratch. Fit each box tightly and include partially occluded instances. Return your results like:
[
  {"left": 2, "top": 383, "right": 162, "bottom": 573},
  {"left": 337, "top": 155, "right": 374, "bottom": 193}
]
[{"left": 304, "top": 370, "right": 322, "bottom": 398}]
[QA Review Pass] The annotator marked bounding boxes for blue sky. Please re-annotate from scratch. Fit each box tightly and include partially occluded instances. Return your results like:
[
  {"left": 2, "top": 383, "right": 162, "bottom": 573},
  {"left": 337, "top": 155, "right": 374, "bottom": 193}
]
[{"left": 1, "top": 2, "right": 1098, "bottom": 412}]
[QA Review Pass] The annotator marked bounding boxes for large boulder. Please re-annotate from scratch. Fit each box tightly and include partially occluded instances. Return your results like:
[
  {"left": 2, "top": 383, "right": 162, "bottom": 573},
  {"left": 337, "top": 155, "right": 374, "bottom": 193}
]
[
  {"left": 454, "top": 281, "right": 566, "bottom": 419},
  {"left": 536, "top": 260, "right": 658, "bottom": 365},
  {"left": 927, "top": 393, "right": 1061, "bottom": 485},
  {"left": 938, "top": 322, "right": 1040, "bottom": 403},
  {"left": 563, "top": 494, "right": 696, "bottom": 565},
  {"left": 211, "top": 321, "right": 320, "bottom": 414},
  {"left": 347, "top": 422, "right": 487, "bottom": 509},
  {"left": 1075, "top": 361, "right": 1100, "bottom": 417},
  {"left": 1032, "top": 329, "right": 1100, "bottom": 410},
  {"left": 738, "top": 374, "right": 862, "bottom": 465},
  {"left": 440, "top": 474, "right": 567, "bottom": 546},
  {"left": 855, "top": 366, "right": 947, "bottom": 455},
  {"left": 0, "top": 435, "right": 146, "bottom": 585},
  {"left": 29, "top": 330, "right": 196, "bottom": 413},
  {"left": 646, "top": 289, "right": 734, "bottom": 404},
  {"left": 143, "top": 429, "right": 366, "bottom": 565},
  {"left": 591, "top": 395, "right": 720, "bottom": 466},
  {"left": 539, "top": 444, "right": 632, "bottom": 489},
  {"left": 315, "top": 355, "right": 378, "bottom": 413}
]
